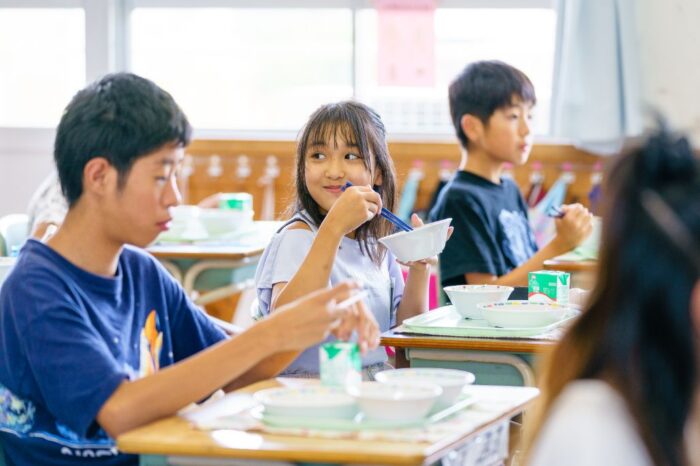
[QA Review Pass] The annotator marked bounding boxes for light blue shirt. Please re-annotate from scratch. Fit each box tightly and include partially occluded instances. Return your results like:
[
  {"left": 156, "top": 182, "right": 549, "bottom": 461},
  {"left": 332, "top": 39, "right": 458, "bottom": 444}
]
[{"left": 255, "top": 211, "right": 404, "bottom": 375}]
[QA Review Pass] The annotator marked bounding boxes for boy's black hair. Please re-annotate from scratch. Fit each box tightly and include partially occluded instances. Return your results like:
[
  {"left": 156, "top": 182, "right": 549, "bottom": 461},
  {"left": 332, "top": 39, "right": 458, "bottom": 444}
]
[
  {"left": 448, "top": 60, "right": 536, "bottom": 150},
  {"left": 54, "top": 72, "right": 192, "bottom": 206}
]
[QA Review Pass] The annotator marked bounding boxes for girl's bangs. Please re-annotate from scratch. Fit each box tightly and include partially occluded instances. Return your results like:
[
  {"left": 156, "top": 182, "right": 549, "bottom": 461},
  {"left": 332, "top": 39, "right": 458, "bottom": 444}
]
[{"left": 304, "top": 116, "right": 371, "bottom": 161}]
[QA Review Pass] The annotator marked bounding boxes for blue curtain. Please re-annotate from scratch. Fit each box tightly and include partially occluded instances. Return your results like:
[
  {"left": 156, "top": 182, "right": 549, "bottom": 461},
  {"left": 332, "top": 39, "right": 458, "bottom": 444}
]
[{"left": 551, "top": 0, "right": 643, "bottom": 155}]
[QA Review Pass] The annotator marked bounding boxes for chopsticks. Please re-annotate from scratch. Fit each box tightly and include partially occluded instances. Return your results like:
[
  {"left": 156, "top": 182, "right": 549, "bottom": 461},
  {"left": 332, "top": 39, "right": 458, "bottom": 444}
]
[
  {"left": 547, "top": 205, "right": 566, "bottom": 218},
  {"left": 342, "top": 182, "right": 413, "bottom": 232},
  {"left": 334, "top": 290, "right": 369, "bottom": 310}
]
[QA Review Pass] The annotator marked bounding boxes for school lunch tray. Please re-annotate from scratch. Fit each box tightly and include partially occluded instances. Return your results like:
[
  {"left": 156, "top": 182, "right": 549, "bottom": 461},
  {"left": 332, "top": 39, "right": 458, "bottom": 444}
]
[
  {"left": 251, "top": 394, "right": 477, "bottom": 432},
  {"left": 397, "top": 305, "right": 578, "bottom": 339}
]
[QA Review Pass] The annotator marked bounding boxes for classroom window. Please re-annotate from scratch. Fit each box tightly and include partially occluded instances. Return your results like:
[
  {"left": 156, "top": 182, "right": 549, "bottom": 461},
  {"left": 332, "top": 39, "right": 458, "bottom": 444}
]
[
  {"left": 129, "top": 8, "right": 354, "bottom": 132},
  {"left": 0, "top": 8, "right": 86, "bottom": 128},
  {"left": 355, "top": 7, "right": 557, "bottom": 136}
]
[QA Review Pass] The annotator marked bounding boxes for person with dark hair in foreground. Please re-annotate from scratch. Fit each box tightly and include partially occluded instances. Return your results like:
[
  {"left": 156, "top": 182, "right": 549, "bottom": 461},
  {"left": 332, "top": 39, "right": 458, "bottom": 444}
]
[{"left": 525, "top": 125, "right": 700, "bottom": 466}]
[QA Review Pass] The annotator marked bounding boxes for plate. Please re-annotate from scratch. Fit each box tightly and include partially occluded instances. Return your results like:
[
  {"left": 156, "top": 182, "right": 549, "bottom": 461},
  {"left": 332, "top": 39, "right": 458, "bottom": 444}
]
[
  {"left": 253, "top": 386, "right": 357, "bottom": 419},
  {"left": 253, "top": 394, "right": 476, "bottom": 431},
  {"left": 401, "top": 305, "right": 578, "bottom": 338}
]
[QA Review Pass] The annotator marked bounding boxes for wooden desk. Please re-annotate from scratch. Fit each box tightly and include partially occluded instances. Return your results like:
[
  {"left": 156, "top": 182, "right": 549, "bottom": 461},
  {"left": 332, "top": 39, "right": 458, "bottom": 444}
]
[
  {"left": 382, "top": 330, "right": 557, "bottom": 387},
  {"left": 543, "top": 258, "right": 597, "bottom": 289},
  {"left": 117, "top": 378, "right": 539, "bottom": 466},
  {"left": 147, "top": 221, "right": 281, "bottom": 305}
]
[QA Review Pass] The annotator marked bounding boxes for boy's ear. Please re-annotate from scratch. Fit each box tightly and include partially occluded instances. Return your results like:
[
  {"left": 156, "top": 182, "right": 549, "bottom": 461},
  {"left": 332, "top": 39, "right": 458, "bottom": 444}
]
[
  {"left": 83, "top": 157, "right": 115, "bottom": 197},
  {"left": 461, "top": 114, "right": 484, "bottom": 143}
]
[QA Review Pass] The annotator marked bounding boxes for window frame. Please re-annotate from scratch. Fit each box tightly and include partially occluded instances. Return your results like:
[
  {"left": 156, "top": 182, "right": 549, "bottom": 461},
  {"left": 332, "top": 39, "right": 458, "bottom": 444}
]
[{"left": 0, "top": 0, "right": 556, "bottom": 146}]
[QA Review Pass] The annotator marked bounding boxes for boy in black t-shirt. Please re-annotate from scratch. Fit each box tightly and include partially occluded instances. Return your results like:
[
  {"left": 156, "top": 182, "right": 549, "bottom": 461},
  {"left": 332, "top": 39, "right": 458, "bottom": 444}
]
[{"left": 430, "top": 61, "right": 593, "bottom": 292}]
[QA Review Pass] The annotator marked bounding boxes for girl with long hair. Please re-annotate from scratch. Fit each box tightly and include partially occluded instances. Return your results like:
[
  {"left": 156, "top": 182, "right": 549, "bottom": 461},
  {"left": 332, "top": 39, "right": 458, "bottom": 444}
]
[
  {"left": 526, "top": 126, "right": 700, "bottom": 466},
  {"left": 255, "top": 101, "right": 449, "bottom": 378}
]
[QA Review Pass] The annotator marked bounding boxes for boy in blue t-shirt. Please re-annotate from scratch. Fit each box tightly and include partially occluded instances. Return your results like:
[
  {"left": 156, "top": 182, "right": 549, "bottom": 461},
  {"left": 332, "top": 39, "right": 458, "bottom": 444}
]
[
  {"left": 430, "top": 61, "right": 593, "bottom": 293},
  {"left": 0, "top": 73, "right": 377, "bottom": 466}
]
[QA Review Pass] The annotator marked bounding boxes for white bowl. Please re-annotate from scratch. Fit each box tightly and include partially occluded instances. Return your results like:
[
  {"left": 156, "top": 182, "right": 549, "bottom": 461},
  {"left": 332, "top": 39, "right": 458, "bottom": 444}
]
[
  {"left": 199, "top": 209, "right": 254, "bottom": 236},
  {"left": 254, "top": 386, "right": 357, "bottom": 420},
  {"left": 374, "top": 368, "right": 475, "bottom": 406},
  {"left": 0, "top": 257, "right": 17, "bottom": 288},
  {"left": 443, "top": 285, "right": 514, "bottom": 319},
  {"left": 346, "top": 381, "right": 442, "bottom": 422},
  {"left": 478, "top": 300, "right": 572, "bottom": 328},
  {"left": 378, "top": 218, "right": 452, "bottom": 263}
]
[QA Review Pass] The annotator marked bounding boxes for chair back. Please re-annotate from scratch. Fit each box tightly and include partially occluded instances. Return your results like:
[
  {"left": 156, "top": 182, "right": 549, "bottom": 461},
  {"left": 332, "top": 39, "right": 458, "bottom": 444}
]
[{"left": 0, "top": 214, "right": 30, "bottom": 256}]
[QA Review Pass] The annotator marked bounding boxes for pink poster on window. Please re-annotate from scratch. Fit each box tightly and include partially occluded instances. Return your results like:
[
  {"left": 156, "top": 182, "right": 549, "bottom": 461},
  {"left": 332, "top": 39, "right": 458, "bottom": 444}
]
[{"left": 376, "top": 0, "right": 436, "bottom": 87}]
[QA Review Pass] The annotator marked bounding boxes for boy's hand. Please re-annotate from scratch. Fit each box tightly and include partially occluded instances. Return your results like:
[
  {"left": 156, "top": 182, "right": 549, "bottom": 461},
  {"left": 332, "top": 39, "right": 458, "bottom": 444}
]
[
  {"left": 330, "top": 299, "right": 380, "bottom": 355},
  {"left": 268, "top": 281, "right": 361, "bottom": 351},
  {"left": 551, "top": 204, "right": 594, "bottom": 253},
  {"left": 324, "top": 186, "right": 382, "bottom": 237},
  {"left": 396, "top": 214, "right": 454, "bottom": 269}
]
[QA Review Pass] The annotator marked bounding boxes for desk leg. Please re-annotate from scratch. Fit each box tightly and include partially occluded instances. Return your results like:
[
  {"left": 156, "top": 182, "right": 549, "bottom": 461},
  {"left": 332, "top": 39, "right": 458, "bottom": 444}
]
[{"left": 393, "top": 347, "right": 410, "bottom": 369}]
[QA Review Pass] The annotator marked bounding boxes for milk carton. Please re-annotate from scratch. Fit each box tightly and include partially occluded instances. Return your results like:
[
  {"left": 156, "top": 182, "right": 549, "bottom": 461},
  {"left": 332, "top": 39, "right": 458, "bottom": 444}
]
[
  {"left": 319, "top": 342, "right": 361, "bottom": 387},
  {"left": 528, "top": 270, "right": 570, "bottom": 304}
]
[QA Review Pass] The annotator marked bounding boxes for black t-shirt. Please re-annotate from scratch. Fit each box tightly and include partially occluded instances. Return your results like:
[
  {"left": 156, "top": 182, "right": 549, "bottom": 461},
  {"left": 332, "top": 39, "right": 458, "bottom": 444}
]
[{"left": 429, "top": 171, "right": 538, "bottom": 289}]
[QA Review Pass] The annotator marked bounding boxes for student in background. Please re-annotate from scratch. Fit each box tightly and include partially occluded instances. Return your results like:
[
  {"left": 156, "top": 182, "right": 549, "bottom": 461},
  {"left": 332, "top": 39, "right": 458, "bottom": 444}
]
[
  {"left": 255, "top": 101, "right": 450, "bottom": 379},
  {"left": 429, "top": 61, "right": 592, "bottom": 296},
  {"left": 27, "top": 172, "right": 222, "bottom": 239},
  {"left": 525, "top": 127, "right": 700, "bottom": 466},
  {"left": 0, "top": 73, "right": 377, "bottom": 466}
]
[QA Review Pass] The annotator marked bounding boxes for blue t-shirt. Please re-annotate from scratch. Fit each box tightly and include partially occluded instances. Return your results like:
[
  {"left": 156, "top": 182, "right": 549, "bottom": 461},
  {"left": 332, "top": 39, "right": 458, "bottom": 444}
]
[
  {"left": 0, "top": 240, "right": 226, "bottom": 466},
  {"left": 429, "top": 171, "right": 537, "bottom": 288}
]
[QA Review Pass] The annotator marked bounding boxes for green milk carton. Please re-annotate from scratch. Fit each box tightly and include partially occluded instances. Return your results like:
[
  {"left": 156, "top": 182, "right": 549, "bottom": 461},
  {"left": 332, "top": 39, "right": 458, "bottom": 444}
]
[
  {"left": 528, "top": 270, "right": 570, "bottom": 304},
  {"left": 319, "top": 342, "right": 362, "bottom": 387}
]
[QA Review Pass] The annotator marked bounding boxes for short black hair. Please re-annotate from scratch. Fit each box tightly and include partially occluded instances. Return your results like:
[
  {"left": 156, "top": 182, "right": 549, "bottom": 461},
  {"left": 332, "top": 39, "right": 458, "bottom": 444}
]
[
  {"left": 54, "top": 72, "right": 192, "bottom": 206},
  {"left": 449, "top": 60, "right": 536, "bottom": 149}
]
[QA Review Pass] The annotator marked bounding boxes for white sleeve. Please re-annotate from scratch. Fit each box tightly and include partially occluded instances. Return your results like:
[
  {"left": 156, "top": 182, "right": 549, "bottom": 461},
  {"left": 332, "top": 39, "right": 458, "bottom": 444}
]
[
  {"left": 527, "top": 381, "right": 653, "bottom": 466},
  {"left": 254, "top": 228, "right": 315, "bottom": 317}
]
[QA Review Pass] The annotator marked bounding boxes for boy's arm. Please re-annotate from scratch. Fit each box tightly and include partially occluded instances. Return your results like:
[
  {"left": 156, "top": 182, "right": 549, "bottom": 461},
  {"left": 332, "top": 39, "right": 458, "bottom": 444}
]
[
  {"left": 466, "top": 240, "right": 569, "bottom": 286},
  {"left": 97, "top": 283, "right": 357, "bottom": 438},
  {"left": 467, "top": 204, "right": 594, "bottom": 286}
]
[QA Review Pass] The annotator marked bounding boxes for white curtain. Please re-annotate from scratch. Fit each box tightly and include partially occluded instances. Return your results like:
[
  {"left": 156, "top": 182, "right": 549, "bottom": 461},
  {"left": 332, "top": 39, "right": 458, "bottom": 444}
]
[{"left": 551, "top": 0, "right": 643, "bottom": 155}]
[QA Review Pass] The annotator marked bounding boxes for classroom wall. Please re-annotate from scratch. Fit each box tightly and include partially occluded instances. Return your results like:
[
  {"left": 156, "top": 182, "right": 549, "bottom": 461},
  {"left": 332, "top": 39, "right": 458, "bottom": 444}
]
[
  {"left": 0, "top": 0, "right": 699, "bottom": 217},
  {"left": 636, "top": 0, "right": 700, "bottom": 142}
]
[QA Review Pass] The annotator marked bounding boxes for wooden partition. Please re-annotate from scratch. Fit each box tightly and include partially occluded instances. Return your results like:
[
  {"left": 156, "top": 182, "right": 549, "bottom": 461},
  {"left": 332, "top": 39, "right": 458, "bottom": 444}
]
[{"left": 183, "top": 139, "right": 605, "bottom": 220}]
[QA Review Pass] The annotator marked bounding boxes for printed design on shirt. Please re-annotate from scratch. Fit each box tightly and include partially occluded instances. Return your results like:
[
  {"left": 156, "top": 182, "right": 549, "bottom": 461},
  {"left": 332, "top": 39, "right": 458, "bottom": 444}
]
[
  {"left": 498, "top": 209, "right": 536, "bottom": 266},
  {"left": 0, "top": 385, "right": 118, "bottom": 456},
  {"left": 140, "top": 310, "right": 163, "bottom": 377},
  {"left": 0, "top": 384, "right": 35, "bottom": 433}
]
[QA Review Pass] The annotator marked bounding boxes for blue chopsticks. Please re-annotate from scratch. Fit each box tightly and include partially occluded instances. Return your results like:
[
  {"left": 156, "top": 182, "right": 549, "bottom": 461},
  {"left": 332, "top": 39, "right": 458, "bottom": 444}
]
[
  {"left": 547, "top": 205, "right": 566, "bottom": 218},
  {"left": 342, "top": 182, "right": 413, "bottom": 232}
]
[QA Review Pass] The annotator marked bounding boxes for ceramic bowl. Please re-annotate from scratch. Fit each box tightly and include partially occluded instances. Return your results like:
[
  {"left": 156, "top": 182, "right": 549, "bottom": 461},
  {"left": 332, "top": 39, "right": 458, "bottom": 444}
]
[
  {"left": 254, "top": 386, "right": 358, "bottom": 420},
  {"left": 346, "top": 381, "right": 442, "bottom": 422},
  {"left": 478, "top": 300, "right": 572, "bottom": 328},
  {"left": 374, "top": 368, "right": 475, "bottom": 406},
  {"left": 443, "top": 285, "right": 514, "bottom": 319},
  {"left": 378, "top": 218, "right": 452, "bottom": 263},
  {"left": 199, "top": 209, "right": 254, "bottom": 236}
]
